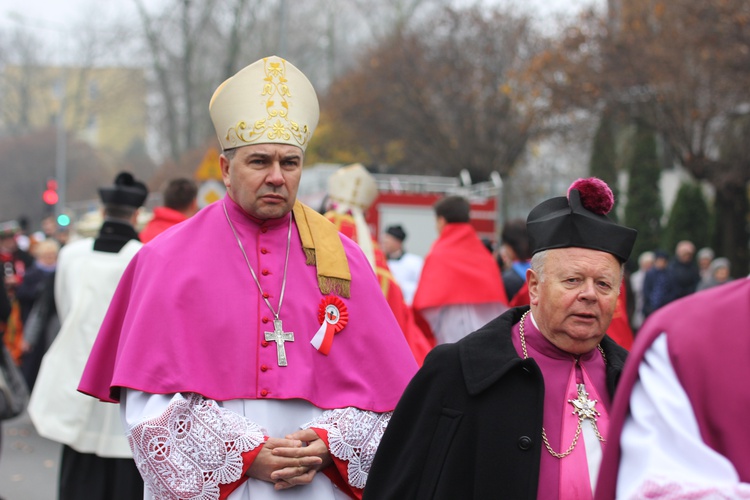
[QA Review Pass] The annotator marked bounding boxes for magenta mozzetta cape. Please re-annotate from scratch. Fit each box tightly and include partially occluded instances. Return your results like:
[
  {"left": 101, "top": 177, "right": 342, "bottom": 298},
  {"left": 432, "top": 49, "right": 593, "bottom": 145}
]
[
  {"left": 79, "top": 195, "right": 418, "bottom": 412},
  {"left": 595, "top": 278, "right": 750, "bottom": 499}
]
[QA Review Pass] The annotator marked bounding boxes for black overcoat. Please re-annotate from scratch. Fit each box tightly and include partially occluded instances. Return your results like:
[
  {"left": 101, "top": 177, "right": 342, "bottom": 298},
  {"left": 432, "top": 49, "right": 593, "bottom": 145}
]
[{"left": 364, "top": 306, "right": 627, "bottom": 500}]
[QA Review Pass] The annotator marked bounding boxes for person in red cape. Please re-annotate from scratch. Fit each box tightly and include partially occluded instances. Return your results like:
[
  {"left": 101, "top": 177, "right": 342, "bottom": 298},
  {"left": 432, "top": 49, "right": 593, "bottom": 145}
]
[
  {"left": 365, "top": 178, "right": 637, "bottom": 500},
  {"left": 324, "top": 163, "right": 433, "bottom": 365},
  {"left": 411, "top": 194, "right": 508, "bottom": 345}
]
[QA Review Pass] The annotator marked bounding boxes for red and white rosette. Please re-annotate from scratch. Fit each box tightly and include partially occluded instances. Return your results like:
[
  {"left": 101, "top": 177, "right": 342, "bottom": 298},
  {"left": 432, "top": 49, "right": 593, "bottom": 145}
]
[{"left": 310, "top": 296, "right": 349, "bottom": 355}]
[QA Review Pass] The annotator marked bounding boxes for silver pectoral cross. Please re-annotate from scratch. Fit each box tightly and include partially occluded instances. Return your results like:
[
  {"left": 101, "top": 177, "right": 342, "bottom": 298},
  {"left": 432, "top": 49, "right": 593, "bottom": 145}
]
[{"left": 265, "top": 318, "right": 294, "bottom": 366}]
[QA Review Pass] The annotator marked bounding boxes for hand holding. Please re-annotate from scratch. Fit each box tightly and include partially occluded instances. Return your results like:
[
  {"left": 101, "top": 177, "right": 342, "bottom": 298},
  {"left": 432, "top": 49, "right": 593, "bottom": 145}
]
[
  {"left": 269, "top": 428, "right": 333, "bottom": 490},
  {"left": 247, "top": 436, "right": 323, "bottom": 486}
]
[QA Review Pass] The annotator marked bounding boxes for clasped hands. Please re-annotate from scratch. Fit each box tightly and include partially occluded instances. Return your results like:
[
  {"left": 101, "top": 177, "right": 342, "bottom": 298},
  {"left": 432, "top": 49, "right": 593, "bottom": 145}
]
[{"left": 247, "top": 428, "right": 333, "bottom": 491}]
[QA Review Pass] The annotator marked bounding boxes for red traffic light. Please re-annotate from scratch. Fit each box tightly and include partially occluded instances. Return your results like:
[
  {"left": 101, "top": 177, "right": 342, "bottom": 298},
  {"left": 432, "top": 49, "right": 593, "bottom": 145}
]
[
  {"left": 43, "top": 178, "right": 59, "bottom": 205},
  {"left": 43, "top": 189, "right": 59, "bottom": 205}
]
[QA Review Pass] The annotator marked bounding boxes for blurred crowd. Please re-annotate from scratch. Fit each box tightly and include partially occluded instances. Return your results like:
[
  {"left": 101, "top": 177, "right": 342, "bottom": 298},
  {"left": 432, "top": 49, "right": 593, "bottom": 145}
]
[
  {"left": 628, "top": 241, "right": 734, "bottom": 333},
  {"left": 1, "top": 216, "right": 65, "bottom": 388}
]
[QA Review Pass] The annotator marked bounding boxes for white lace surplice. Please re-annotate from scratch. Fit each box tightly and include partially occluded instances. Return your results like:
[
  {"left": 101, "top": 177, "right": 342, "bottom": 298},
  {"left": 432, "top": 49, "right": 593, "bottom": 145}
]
[{"left": 122, "top": 390, "right": 389, "bottom": 500}]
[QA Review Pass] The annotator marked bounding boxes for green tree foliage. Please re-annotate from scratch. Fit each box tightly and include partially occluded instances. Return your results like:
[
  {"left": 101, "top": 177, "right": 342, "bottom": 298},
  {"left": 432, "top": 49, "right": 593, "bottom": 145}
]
[
  {"left": 589, "top": 111, "right": 619, "bottom": 222},
  {"left": 624, "top": 123, "right": 662, "bottom": 262},
  {"left": 662, "top": 182, "right": 712, "bottom": 252}
]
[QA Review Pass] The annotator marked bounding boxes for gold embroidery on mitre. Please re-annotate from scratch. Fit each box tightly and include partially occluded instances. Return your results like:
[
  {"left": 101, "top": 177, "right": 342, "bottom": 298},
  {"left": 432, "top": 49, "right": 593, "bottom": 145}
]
[{"left": 225, "top": 59, "right": 311, "bottom": 148}]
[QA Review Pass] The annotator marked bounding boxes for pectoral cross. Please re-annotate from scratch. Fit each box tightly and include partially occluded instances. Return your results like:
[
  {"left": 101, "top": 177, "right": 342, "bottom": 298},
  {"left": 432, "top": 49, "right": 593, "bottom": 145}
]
[
  {"left": 569, "top": 384, "right": 601, "bottom": 421},
  {"left": 265, "top": 318, "right": 294, "bottom": 366}
]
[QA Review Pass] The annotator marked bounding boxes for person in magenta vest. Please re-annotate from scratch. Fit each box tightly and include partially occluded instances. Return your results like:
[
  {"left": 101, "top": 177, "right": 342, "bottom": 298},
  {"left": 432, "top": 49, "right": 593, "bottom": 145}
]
[
  {"left": 78, "top": 56, "right": 417, "bottom": 500},
  {"left": 595, "top": 277, "right": 750, "bottom": 499},
  {"left": 364, "top": 178, "right": 637, "bottom": 500}
]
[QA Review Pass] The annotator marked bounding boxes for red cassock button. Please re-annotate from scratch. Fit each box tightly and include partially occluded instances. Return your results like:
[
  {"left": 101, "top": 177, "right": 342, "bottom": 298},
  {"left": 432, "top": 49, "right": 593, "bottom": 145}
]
[
  {"left": 261, "top": 340, "right": 269, "bottom": 347},
  {"left": 262, "top": 317, "right": 269, "bottom": 323},
  {"left": 262, "top": 269, "right": 270, "bottom": 276},
  {"left": 261, "top": 248, "right": 268, "bottom": 254},
  {"left": 260, "top": 365, "right": 268, "bottom": 372},
  {"left": 262, "top": 292, "right": 270, "bottom": 299},
  {"left": 260, "top": 389, "right": 269, "bottom": 397}
]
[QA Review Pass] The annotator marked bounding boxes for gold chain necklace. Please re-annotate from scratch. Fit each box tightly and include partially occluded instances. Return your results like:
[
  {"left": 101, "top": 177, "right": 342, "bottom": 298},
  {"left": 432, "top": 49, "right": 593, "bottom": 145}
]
[{"left": 518, "top": 310, "right": 606, "bottom": 458}]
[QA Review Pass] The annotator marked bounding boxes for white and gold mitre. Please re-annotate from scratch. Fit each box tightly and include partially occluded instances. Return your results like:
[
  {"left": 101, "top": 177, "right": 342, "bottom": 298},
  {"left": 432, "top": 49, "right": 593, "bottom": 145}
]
[
  {"left": 209, "top": 55, "right": 319, "bottom": 152},
  {"left": 327, "top": 163, "right": 379, "bottom": 211}
]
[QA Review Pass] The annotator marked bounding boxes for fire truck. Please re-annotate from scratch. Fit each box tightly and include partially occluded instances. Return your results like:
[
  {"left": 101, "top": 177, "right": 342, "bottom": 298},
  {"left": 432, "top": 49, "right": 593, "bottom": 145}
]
[{"left": 297, "top": 164, "right": 503, "bottom": 257}]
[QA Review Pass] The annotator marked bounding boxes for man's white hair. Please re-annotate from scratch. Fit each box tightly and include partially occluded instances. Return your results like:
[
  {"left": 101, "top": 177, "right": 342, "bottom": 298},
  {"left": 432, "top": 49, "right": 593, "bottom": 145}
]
[{"left": 530, "top": 249, "right": 625, "bottom": 289}]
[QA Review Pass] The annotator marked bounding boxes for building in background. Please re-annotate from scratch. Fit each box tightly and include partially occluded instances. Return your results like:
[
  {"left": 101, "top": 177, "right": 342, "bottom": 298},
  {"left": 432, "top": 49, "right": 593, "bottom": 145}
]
[{"left": 1, "top": 65, "right": 147, "bottom": 156}]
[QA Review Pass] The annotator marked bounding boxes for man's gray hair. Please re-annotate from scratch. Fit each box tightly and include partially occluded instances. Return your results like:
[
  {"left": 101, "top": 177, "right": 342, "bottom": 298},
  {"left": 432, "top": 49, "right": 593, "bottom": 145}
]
[{"left": 530, "top": 250, "right": 549, "bottom": 282}]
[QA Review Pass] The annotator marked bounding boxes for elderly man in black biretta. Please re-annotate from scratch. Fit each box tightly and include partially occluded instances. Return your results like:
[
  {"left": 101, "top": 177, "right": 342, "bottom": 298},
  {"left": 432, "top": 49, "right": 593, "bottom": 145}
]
[
  {"left": 27, "top": 171, "right": 148, "bottom": 500},
  {"left": 365, "top": 177, "right": 637, "bottom": 500}
]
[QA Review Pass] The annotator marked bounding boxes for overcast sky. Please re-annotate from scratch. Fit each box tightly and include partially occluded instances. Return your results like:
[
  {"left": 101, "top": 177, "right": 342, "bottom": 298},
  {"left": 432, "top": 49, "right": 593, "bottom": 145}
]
[
  {"left": 0, "top": 0, "right": 603, "bottom": 30},
  {"left": 0, "top": 0, "right": 603, "bottom": 65},
  {"left": 0, "top": 0, "right": 140, "bottom": 29}
]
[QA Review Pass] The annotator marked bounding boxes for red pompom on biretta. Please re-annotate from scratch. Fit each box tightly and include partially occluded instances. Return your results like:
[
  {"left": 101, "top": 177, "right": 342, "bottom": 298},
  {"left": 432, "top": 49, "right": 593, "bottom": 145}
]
[
  {"left": 527, "top": 176, "right": 636, "bottom": 262},
  {"left": 567, "top": 177, "right": 614, "bottom": 215}
]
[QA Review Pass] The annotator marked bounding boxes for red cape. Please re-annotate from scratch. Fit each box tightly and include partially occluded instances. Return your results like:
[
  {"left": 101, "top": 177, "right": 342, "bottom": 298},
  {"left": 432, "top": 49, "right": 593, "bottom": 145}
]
[
  {"left": 607, "top": 282, "right": 634, "bottom": 350},
  {"left": 413, "top": 223, "right": 507, "bottom": 311}
]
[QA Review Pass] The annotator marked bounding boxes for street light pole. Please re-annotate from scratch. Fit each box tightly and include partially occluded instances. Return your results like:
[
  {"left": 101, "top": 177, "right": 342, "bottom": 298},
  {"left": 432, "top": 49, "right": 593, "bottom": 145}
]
[{"left": 54, "top": 77, "right": 67, "bottom": 219}]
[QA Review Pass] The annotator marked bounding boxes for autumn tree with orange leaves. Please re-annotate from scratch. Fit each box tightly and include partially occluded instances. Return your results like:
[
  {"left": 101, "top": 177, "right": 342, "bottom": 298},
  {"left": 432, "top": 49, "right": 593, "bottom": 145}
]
[{"left": 321, "top": 5, "right": 542, "bottom": 182}]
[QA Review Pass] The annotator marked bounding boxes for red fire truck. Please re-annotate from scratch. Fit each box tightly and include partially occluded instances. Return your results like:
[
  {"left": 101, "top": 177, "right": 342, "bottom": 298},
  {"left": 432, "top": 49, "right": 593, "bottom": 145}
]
[{"left": 298, "top": 165, "right": 503, "bottom": 257}]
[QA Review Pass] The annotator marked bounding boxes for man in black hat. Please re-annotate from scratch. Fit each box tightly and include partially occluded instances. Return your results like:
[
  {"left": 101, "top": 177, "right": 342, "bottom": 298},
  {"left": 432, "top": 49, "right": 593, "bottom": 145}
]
[
  {"left": 28, "top": 171, "right": 147, "bottom": 500},
  {"left": 382, "top": 224, "right": 423, "bottom": 305},
  {"left": 364, "top": 178, "right": 637, "bottom": 500}
]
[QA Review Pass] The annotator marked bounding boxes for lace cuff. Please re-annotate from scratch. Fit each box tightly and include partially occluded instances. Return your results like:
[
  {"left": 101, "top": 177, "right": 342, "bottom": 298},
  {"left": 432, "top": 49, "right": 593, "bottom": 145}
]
[
  {"left": 128, "top": 393, "right": 266, "bottom": 500},
  {"left": 303, "top": 407, "right": 392, "bottom": 489}
]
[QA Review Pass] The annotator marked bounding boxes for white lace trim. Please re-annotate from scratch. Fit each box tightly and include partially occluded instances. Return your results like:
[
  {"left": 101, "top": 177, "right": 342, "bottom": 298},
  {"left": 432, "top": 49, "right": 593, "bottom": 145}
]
[
  {"left": 303, "top": 407, "right": 392, "bottom": 489},
  {"left": 128, "top": 393, "right": 266, "bottom": 500}
]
